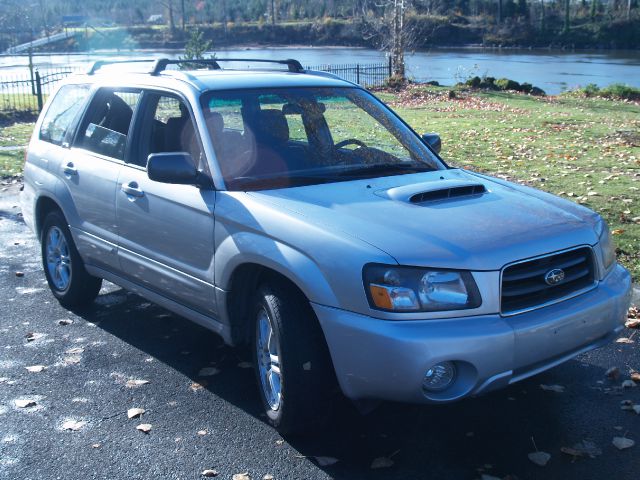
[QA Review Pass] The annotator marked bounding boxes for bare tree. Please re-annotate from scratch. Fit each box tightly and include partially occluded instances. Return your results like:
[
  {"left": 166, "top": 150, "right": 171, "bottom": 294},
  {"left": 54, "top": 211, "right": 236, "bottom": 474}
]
[{"left": 390, "top": 0, "right": 406, "bottom": 78}]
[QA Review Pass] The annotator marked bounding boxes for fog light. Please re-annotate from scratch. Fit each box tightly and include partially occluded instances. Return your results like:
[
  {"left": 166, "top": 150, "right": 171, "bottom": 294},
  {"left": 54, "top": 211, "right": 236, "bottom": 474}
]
[{"left": 423, "top": 362, "right": 457, "bottom": 392}]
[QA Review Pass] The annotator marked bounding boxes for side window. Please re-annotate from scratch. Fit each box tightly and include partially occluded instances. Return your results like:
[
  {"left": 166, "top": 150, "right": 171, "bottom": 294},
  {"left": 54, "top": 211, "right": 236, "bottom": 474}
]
[
  {"left": 39, "top": 84, "right": 91, "bottom": 146},
  {"left": 76, "top": 90, "right": 141, "bottom": 160},
  {"left": 136, "top": 93, "right": 202, "bottom": 169}
]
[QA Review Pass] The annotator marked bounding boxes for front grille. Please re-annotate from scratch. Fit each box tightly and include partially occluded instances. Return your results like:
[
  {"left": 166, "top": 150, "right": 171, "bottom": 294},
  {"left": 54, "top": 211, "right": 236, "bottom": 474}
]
[{"left": 501, "top": 247, "right": 595, "bottom": 315}]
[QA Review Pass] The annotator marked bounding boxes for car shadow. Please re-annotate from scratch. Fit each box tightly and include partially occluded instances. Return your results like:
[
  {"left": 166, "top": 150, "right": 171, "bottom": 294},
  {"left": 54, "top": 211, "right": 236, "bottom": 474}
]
[{"left": 77, "top": 286, "right": 618, "bottom": 480}]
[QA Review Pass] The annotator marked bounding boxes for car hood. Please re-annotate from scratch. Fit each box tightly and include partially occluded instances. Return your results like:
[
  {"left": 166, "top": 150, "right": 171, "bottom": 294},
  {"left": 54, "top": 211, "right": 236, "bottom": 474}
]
[{"left": 247, "top": 169, "right": 600, "bottom": 271}]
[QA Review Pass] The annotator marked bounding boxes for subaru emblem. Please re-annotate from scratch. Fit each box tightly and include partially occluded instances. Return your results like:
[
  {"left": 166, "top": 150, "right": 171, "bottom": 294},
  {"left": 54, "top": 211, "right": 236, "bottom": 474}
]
[{"left": 544, "top": 268, "right": 565, "bottom": 286}]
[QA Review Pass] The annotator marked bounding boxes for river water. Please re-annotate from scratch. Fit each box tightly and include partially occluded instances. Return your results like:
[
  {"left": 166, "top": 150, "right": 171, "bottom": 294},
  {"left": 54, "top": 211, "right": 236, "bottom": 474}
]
[{"left": 1, "top": 47, "right": 639, "bottom": 95}]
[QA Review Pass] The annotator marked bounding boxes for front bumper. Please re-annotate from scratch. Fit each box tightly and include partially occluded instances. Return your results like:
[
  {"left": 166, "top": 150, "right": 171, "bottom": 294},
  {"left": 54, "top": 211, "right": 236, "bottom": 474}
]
[{"left": 312, "top": 264, "right": 632, "bottom": 403}]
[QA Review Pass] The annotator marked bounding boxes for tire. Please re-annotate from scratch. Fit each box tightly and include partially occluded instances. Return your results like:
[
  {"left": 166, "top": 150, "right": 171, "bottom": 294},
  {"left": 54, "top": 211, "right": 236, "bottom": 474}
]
[
  {"left": 252, "top": 280, "right": 338, "bottom": 435},
  {"left": 41, "top": 211, "right": 102, "bottom": 309}
]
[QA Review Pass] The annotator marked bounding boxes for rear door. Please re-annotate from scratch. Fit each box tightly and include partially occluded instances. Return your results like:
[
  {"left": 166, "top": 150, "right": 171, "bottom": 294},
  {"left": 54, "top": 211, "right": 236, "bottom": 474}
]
[
  {"left": 64, "top": 88, "right": 142, "bottom": 271},
  {"left": 115, "top": 91, "right": 218, "bottom": 317}
]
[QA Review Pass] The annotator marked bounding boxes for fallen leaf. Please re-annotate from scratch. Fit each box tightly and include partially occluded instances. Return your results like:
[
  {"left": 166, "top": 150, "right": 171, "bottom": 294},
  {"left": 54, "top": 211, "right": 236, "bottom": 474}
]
[
  {"left": 57, "top": 319, "right": 73, "bottom": 326},
  {"left": 622, "top": 380, "right": 637, "bottom": 388},
  {"left": 616, "top": 337, "right": 634, "bottom": 344},
  {"left": 190, "top": 381, "right": 207, "bottom": 391},
  {"left": 626, "top": 319, "right": 640, "bottom": 329},
  {"left": 612, "top": 437, "right": 635, "bottom": 450},
  {"left": 633, "top": 405, "right": 640, "bottom": 415},
  {"left": 201, "top": 470, "right": 218, "bottom": 477},
  {"left": 540, "top": 384, "right": 565, "bottom": 392},
  {"left": 370, "top": 456, "right": 394, "bottom": 469},
  {"left": 14, "top": 399, "right": 36, "bottom": 408},
  {"left": 62, "top": 420, "right": 87, "bottom": 431},
  {"left": 198, "top": 367, "right": 220, "bottom": 377},
  {"left": 275, "top": 439, "right": 284, "bottom": 445},
  {"left": 136, "top": 423, "right": 152, "bottom": 433},
  {"left": 237, "top": 362, "right": 252, "bottom": 369},
  {"left": 127, "top": 408, "right": 145, "bottom": 419},
  {"left": 15, "top": 271, "right": 24, "bottom": 277},
  {"left": 566, "top": 440, "right": 602, "bottom": 458},
  {"left": 62, "top": 355, "right": 81, "bottom": 365},
  {"left": 125, "top": 379, "right": 150, "bottom": 388},
  {"left": 314, "top": 456, "right": 339, "bottom": 467},
  {"left": 232, "top": 474, "right": 250, "bottom": 480},
  {"left": 621, "top": 399, "right": 634, "bottom": 411},
  {"left": 91, "top": 443, "right": 101, "bottom": 448},
  {"left": 25, "top": 365, "right": 46, "bottom": 373},
  {"left": 611, "top": 229, "right": 625, "bottom": 235},
  {"left": 560, "top": 446, "right": 585, "bottom": 457},
  {"left": 631, "top": 372, "right": 640, "bottom": 383},
  {"left": 65, "top": 347, "right": 84, "bottom": 355},
  {"left": 606, "top": 367, "right": 621, "bottom": 380},
  {"left": 262, "top": 475, "right": 274, "bottom": 480},
  {"left": 528, "top": 451, "right": 551, "bottom": 466},
  {"left": 197, "top": 430, "right": 207, "bottom": 436}
]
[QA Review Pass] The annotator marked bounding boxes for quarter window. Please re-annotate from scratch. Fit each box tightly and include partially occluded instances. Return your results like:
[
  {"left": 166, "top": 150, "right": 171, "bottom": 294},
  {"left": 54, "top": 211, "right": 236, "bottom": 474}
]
[{"left": 39, "top": 84, "right": 90, "bottom": 146}]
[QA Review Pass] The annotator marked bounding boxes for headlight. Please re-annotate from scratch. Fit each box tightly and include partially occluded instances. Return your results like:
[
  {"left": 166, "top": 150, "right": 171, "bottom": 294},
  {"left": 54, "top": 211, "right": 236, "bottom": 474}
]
[
  {"left": 595, "top": 218, "right": 616, "bottom": 275},
  {"left": 363, "top": 264, "right": 482, "bottom": 312}
]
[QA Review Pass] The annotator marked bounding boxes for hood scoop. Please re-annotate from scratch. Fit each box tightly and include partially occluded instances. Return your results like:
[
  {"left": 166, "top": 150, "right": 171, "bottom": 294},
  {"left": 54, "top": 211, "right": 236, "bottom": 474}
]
[{"left": 377, "top": 179, "right": 488, "bottom": 204}]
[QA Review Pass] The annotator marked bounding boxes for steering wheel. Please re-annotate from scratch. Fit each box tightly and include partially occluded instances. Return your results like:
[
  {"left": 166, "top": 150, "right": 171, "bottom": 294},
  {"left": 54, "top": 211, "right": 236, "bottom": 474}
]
[{"left": 334, "top": 138, "right": 367, "bottom": 150}]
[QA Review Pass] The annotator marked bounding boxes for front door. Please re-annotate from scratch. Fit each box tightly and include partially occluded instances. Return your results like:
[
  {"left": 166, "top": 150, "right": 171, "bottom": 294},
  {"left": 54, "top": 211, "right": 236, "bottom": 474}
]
[{"left": 115, "top": 92, "right": 217, "bottom": 317}]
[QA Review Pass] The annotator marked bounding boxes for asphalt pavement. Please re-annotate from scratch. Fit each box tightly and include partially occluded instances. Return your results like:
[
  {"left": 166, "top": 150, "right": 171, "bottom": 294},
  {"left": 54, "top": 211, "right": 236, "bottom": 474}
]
[{"left": 1, "top": 181, "right": 639, "bottom": 480}]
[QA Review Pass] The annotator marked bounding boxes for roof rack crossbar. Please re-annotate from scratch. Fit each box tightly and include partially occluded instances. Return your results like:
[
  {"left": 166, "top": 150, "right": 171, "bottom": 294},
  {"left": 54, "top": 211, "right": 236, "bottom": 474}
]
[
  {"left": 87, "top": 59, "right": 155, "bottom": 75},
  {"left": 150, "top": 58, "right": 304, "bottom": 75}
]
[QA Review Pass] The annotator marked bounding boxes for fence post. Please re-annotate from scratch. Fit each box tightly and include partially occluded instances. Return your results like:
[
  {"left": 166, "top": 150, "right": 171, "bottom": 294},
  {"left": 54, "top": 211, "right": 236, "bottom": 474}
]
[
  {"left": 356, "top": 64, "right": 360, "bottom": 85},
  {"left": 35, "top": 70, "right": 43, "bottom": 111},
  {"left": 388, "top": 57, "right": 393, "bottom": 78}
]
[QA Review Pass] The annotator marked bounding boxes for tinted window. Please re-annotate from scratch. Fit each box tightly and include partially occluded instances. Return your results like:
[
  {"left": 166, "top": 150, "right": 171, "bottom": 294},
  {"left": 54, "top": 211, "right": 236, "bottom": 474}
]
[
  {"left": 77, "top": 90, "right": 141, "bottom": 160},
  {"left": 39, "top": 84, "right": 90, "bottom": 146}
]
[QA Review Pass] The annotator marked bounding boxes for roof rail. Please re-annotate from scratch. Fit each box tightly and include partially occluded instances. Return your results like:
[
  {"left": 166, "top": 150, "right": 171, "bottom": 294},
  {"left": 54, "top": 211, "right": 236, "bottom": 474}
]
[
  {"left": 87, "top": 59, "right": 155, "bottom": 75},
  {"left": 150, "top": 58, "right": 304, "bottom": 75}
]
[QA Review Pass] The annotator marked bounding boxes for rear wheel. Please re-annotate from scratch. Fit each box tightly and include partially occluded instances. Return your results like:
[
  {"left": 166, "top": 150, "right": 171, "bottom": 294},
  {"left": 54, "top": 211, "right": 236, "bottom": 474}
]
[
  {"left": 41, "top": 211, "right": 102, "bottom": 308},
  {"left": 252, "top": 280, "right": 338, "bottom": 434}
]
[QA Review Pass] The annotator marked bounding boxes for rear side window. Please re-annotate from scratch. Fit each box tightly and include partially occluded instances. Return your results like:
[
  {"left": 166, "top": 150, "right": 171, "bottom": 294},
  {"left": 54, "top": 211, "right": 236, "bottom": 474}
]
[
  {"left": 39, "top": 84, "right": 90, "bottom": 146},
  {"left": 76, "top": 90, "right": 142, "bottom": 160}
]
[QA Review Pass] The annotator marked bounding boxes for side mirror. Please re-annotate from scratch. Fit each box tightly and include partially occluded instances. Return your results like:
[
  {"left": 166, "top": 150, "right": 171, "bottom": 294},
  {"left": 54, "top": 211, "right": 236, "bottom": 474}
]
[
  {"left": 421, "top": 133, "right": 442, "bottom": 154},
  {"left": 147, "top": 152, "right": 209, "bottom": 187}
]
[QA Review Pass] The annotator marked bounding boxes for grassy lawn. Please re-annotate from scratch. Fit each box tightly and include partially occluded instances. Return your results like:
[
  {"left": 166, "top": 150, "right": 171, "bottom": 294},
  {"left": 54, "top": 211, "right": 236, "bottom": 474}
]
[{"left": 1, "top": 87, "right": 638, "bottom": 279}]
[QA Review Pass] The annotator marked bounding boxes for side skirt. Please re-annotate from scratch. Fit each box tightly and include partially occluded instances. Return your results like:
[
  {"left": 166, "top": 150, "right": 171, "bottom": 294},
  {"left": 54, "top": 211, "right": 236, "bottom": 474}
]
[{"left": 85, "top": 264, "right": 234, "bottom": 345}]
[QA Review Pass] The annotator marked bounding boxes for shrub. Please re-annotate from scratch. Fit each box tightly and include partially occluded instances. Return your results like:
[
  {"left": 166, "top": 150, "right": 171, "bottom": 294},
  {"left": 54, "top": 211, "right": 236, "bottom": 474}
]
[
  {"left": 495, "top": 78, "right": 521, "bottom": 91},
  {"left": 599, "top": 84, "right": 640, "bottom": 100}
]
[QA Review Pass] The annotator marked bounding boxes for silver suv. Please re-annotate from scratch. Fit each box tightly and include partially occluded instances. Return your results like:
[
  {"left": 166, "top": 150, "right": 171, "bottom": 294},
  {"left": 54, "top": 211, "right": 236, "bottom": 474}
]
[{"left": 21, "top": 58, "right": 632, "bottom": 434}]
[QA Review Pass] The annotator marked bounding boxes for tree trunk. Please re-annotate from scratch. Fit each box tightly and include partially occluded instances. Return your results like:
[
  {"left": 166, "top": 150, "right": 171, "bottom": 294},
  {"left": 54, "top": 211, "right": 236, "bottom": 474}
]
[
  {"left": 167, "top": 0, "right": 176, "bottom": 34},
  {"left": 564, "top": 0, "right": 570, "bottom": 32},
  {"left": 391, "top": 0, "right": 405, "bottom": 78},
  {"left": 271, "top": 0, "right": 276, "bottom": 25},
  {"left": 222, "top": 0, "right": 228, "bottom": 34},
  {"left": 627, "top": 0, "right": 632, "bottom": 20},
  {"left": 181, "top": 0, "right": 186, "bottom": 30},
  {"left": 498, "top": 0, "right": 503, "bottom": 23}
]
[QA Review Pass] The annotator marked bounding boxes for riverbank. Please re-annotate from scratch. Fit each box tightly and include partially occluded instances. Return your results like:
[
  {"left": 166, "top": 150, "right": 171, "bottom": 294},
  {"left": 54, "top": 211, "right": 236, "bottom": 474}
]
[
  {"left": 23, "top": 16, "right": 640, "bottom": 54},
  {"left": 1, "top": 86, "right": 638, "bottom": 279}
]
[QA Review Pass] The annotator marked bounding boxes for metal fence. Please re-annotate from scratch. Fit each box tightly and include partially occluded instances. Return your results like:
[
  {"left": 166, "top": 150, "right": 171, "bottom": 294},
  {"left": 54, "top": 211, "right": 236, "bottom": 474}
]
[{"left": 0, "top": 61, "right": 392, "bottom": 115}]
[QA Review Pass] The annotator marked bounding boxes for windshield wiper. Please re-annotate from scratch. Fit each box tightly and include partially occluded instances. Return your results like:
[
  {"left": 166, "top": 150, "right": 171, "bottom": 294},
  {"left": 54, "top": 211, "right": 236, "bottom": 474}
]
[{"left": 337, "top": 162, "right": 434, "bottom": 177}]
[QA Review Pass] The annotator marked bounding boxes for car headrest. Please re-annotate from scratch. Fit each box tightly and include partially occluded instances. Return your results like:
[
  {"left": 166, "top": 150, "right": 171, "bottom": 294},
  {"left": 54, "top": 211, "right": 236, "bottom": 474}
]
[
  {"left": 205, "top": 111, "right": 224, "bottom": 135},
  {"left": 255, "top": 109, "right": 289, "bottom": 145}
]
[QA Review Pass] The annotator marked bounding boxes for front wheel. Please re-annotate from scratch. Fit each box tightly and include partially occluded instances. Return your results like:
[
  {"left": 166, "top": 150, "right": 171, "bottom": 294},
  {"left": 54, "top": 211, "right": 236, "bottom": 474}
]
[
  {"left": 252, "top": 281, "right": 338, "bottom": 434},
  {"left": 41, "top": 211, "right": 102, "bottom": 308}
]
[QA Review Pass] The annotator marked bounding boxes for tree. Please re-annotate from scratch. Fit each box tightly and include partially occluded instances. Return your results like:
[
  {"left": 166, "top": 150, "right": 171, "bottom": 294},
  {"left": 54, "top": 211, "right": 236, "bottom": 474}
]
[
  {"left": 563, "top": 0, "right": 570, "bottom": 32},
  {"left": 179, "top": 28, "right": 215, "bottom": 68}
]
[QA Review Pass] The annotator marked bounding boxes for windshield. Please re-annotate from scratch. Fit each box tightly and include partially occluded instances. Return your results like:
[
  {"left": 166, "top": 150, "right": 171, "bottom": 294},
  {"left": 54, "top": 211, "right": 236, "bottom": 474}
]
[{"left": 200, "top": 87, "right": 444, "bottom": 190}]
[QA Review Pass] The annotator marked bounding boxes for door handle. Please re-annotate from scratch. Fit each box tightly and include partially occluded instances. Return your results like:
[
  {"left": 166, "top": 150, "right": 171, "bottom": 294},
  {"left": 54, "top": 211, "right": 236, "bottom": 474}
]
[
  {"left": 63, "top": 162, "right": 77, "bottom": 176},
  {"left": 121, "top": 182, "right": 144, "bottom": 198}
]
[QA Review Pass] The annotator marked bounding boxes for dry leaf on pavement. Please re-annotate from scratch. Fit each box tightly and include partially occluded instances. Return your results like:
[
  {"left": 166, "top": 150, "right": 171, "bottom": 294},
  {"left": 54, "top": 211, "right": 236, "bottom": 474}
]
[
  {"left": 25, "top": 365, "right": 46, "bottom": 373},
  {"left": 262, "top": 475, "right": 274, "bottom": 480},
  {"left": 198, "top": 367, "right": 220, "bottom": 377},
  {"left": 314, "top": 457, "right": 338, "bottom": 467},
  {"left": 232, "top": 473, "right": 250, "bottom": 480},
  {"left": 540, "top": 384, "right": 565, "bottom": 393},
  {"left": 14, "top": 399, "right": 36, "bottom": 408},
  {"left": 197, "top": 430, "right": 207, "bottom": 436},
  {"left": 125, "top": 379, "right": 150, "bottom": 388},
  {"left": 622, "top": 380, "right": 637, "bottom": 388},
  {"left": 190, "top": 381, "right": 207, "bottom": 391},
  {"left": 62, "top": 420, "right": 87, "bottom": 431},
  {"left": 630, "top": 372, "right": 640, "bottom": 383},
  {"left": 612, "top": 437, "right": 635, "bottom": 450},
  {"left": 528, "top": 451, "right": 551, "bottom": 466},
  {"left": 57, "top": 319, "right": 73, "bottom": 326},
  {"left": 616, "top": 337, "right": 634, "bottom": 344},
  {"left": 136, "top": 423, "right": 152, "bottom": 433},
  {"left": 201, "top": 470, "right": 218, "bottom": 477},
  {"left": 65, "top": 347, "right": 84, "bottom": 355},
  {"left": 127, "top": 408, "right": 145, "bottom": 419}
]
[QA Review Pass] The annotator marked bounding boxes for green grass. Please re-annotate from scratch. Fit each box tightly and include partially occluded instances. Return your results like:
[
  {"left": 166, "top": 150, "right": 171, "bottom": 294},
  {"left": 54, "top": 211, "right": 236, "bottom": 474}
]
[{"left": 1, "top": 87, "right": 638, "bottom": 279}]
